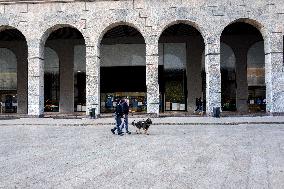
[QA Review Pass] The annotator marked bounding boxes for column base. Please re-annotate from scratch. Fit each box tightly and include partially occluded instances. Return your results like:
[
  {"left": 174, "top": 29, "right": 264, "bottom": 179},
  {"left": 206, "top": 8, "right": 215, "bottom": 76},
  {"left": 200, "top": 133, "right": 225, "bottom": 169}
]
[{"left": 147, "top": 103, "right": 159, "bottom": 115}]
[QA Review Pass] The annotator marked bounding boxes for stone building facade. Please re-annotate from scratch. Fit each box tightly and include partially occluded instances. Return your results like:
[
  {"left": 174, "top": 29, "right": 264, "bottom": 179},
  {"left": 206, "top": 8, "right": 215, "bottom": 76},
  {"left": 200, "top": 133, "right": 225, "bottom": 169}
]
[{"left": 0, "top": 0, "right": 283, "bottom": 117}]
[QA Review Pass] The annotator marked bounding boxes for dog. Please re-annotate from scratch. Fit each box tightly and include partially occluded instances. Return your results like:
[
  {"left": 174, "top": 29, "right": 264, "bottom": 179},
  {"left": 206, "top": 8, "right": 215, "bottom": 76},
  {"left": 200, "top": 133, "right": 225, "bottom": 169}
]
[{"left": 131, "top": 118, "right": 152, "bottom": 135}]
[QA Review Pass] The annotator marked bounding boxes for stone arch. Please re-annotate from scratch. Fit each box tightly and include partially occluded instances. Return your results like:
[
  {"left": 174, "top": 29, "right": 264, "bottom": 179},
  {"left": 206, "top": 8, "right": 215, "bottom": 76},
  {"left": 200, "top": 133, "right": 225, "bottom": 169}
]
[
  {"left": 221, "top": 18, "right": 265, "bottom": 35},
  {"left": 221, "top": 18, "right": 268, "bottom": 49},
  {"left": 157, "top": 20, "right": 206, "bottom": 41},
  {"left": 40, "top": 24, "right": 86, "bottom": 46},
  {"left": 0, "top": 26, "right": 28, "bottom": 50},
  {"left": 0, "top": 25, "right": 27, "bottom": 39},
  {"left": 97, "top": 21, "right": 146, "bottom": 46}
]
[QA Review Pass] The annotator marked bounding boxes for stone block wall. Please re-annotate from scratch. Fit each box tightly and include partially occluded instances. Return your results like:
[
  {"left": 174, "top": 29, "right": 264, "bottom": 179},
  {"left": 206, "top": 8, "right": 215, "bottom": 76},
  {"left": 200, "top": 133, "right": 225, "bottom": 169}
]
[{"left": 0, "top": 0, "right": 283, "bottom": 116}]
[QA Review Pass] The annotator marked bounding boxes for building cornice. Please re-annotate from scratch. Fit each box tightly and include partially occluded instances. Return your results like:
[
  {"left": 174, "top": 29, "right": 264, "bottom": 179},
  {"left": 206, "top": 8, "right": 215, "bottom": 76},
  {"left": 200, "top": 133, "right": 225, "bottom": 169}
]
[{"left": 0, "top": 0, "right": 114, "bottom": 5}]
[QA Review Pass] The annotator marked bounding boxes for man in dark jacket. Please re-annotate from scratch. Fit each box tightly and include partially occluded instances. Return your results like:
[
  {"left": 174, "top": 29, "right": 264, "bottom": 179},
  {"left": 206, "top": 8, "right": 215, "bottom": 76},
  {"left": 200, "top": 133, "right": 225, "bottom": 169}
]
[{"left": 111, "top": 98, "right": 124, "bottom": 136}]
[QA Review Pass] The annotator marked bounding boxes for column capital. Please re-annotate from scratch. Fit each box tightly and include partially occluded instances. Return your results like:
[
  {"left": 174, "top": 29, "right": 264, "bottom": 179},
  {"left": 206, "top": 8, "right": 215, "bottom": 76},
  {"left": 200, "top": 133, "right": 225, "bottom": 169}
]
[
  {"left": 144, "top": 35, "right": 159, "bottom": 45},
  {"left": 204, "top": 36, "right": 221, "bottom": 56},
  {"left": 27, "top": 38, "right": 44, "bottom": 60}
]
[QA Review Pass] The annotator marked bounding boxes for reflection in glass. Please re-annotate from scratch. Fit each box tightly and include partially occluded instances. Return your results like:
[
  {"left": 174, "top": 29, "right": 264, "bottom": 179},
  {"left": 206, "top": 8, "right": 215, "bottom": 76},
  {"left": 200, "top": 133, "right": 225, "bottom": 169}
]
[
  {"left": 160, "top": 43, "right": 187, "bottom": 111},
  {"left": 220, "top": 43, "right": 237, "bottom": 111},
  {"left": 44, "top": 47, "right": 59, "bottom": 112},
  {"left": 247, "top": 41, "right": 265, "bottom": 112},
  {"left": 74, "top": 45, "right": 86, "bottom": 112},
  {"left": 100, "top": 43, "right": 146, "bottom": 113},
  {"left": 101, "top": 92, "right": 147, "bottom": 113},
  {"left": 0, "top": 48, "right": 17, "bottom": 113}
]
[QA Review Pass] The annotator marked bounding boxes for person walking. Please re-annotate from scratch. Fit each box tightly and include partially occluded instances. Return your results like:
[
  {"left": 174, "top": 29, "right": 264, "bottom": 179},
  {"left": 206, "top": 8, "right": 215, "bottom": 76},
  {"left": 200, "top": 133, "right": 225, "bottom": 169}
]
[
  {"left": 111, "top": 98, "right": 124, "bottom": 136},
  {"left": 198, "top": 97, "right": 202, "bottom": 112},
  {"left": 195, "top": 98, "right": 199, "bottom": 112},
  {"left": 121, "top": 98, "right": 131, "bottom": 134}
]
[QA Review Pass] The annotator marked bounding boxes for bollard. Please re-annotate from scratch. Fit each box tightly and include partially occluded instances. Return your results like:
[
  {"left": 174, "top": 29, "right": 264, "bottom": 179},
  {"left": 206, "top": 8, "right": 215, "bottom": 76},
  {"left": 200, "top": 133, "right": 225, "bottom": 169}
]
[
  {"left": 213, "top": 107, "right": 221, "bottom": 118},
  {"left": 89, "top": 108, "right": 96, "bottom": 119}
]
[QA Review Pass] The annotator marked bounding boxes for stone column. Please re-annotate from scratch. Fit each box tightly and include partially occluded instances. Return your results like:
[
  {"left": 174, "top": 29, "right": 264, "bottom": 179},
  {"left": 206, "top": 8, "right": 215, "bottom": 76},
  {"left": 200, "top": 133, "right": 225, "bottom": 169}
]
[
  {"left": 16, "top": 42, "right": 28, "bottom": 114},
  {"left": 265, "top": 32, "right": 284, "bottom": 113},
  {"left": 86, "top": 44, "right": 100, "bottom": 116},
  {"left": 234, "top": 47, "right": 249, "bottom": 113},
  {"left": 27, "top": 40, "right": 44, "bottom": 116},
  {"left": 186, "top": 38, "right": 203, "bottom": 112},
  {"left": 145, "top": 37, "right": 159, "bottom": 115},
  {"left": 205, "top": 36, "right": 221, "bottom": 115},
  {"left": 57, "top": 42, "right": 74, "bottom": 113}
]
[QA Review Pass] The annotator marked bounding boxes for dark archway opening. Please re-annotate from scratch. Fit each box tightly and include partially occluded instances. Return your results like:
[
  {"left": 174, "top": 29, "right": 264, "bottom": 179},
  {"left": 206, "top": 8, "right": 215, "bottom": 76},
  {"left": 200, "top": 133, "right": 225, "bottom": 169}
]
[
  {"left": 44, "top": 27, "right": 85, "bottom": 113},
  {"left": 0, "top": 28, "right": 27, "bottom": 114},
  {"left": 221, "top": 22, "right": 265, "bottom": 113},
  {"left": 158, "top": 23, "right": 205, "bottom": 113},
  {"left": 100, "top": 25, "right": 146, "bottom": 113}
]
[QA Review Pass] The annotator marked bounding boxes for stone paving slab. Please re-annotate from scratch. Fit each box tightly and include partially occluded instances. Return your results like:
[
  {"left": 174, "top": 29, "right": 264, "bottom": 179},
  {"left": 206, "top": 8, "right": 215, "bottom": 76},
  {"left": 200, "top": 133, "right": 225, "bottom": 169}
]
[{"left": 0, "top": 123, "right": 284, "bottom": 188}]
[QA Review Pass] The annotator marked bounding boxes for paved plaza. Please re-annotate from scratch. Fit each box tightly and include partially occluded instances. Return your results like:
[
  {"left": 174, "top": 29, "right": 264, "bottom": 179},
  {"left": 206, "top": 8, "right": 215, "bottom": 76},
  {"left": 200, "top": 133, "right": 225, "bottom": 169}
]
[{"left": 0, "top": 118, "right": 284, "bottom": 188}]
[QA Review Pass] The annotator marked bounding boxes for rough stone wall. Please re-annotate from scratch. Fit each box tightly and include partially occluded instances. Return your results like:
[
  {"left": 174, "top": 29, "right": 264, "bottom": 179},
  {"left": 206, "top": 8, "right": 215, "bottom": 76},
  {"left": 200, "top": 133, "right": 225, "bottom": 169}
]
[{"left": 0, "top": 0, "right": 283, "bottom": 116}]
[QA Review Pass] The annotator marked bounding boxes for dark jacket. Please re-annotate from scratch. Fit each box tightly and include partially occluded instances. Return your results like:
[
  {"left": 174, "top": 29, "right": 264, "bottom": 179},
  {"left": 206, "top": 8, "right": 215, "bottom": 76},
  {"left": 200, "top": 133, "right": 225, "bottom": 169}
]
[
  {"left": 122, "top": 101, "right": 129, "bottom": 115},
  {"left": 115, "top": 102, "right": 123, "bottom": 117}
]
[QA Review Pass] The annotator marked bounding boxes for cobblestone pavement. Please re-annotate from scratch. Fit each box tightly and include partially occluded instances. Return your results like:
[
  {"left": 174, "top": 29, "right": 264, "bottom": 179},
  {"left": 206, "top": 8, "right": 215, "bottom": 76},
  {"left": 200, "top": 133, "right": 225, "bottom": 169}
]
[{"left": 0, "top": 123, "right": 283, "bottom": 189}]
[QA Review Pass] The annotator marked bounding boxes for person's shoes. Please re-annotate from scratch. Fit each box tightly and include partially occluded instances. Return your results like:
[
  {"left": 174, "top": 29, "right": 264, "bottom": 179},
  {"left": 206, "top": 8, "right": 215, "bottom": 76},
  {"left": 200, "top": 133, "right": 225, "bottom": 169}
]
[
  {"left": 126, "top": 131, "right": 131, "bottom": 134},
  {"left": 111, "top": 129, "right": 115, "bottom": 134},
  {"left": 118, "top": 132, "right": 124, "bottom": 136}
]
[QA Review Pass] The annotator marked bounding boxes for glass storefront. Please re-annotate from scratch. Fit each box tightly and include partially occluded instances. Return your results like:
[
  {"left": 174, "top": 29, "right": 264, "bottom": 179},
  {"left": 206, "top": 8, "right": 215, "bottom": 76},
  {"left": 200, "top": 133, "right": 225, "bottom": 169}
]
[
  {"left": 100, "top": 42, "right": 187, "bottom": 113},
  {"left": 0, "top": 48, "right": 17, "bottom": 113},
  {"left": 248, "top": 86, "right": 266, "bottom": 112},
  {"left": 220, "top": 43, "right": 237, "bottom": 111},
  {"left": 247, "top": 41, "right": 266, "bottom": 112},
  {"left": 101, "top": 92, "right": 147, "bottom": 113},
  {"left": 163, "top": 70, "right": 186, "bottom": 111},
  {"left": 74, "top": 45, "right": 86, "bottom": 112},
  {"left": 44, "top": 47, "right": 59, "bottom": 112},
  {"left": 159, "top": 43, "right": 187, "bottom": 111},
  {"left": 100, "top": 65, "right": 147, "bottom": 113},
  {"left": 100, "top": 42, "right": 146, "bottom": 114},
  {"left": 74, "top": 71, "right": 86, "bottom": 112},
  {"left": 221, "top": 68, "right": 237, "bottom": 111}
]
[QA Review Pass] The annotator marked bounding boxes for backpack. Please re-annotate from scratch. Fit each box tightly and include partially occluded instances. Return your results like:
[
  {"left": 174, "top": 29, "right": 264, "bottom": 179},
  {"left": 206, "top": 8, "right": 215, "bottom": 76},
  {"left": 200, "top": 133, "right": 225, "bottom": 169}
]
[{"left": 115, "top": 102, "right": 123, "bottom": 117}]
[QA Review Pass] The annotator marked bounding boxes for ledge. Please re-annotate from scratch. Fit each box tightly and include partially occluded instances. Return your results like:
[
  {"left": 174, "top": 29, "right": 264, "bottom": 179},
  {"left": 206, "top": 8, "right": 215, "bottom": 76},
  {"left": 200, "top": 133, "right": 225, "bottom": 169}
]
[{"left": 0, "top": 0, "right": 118, "bottom": 4}]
